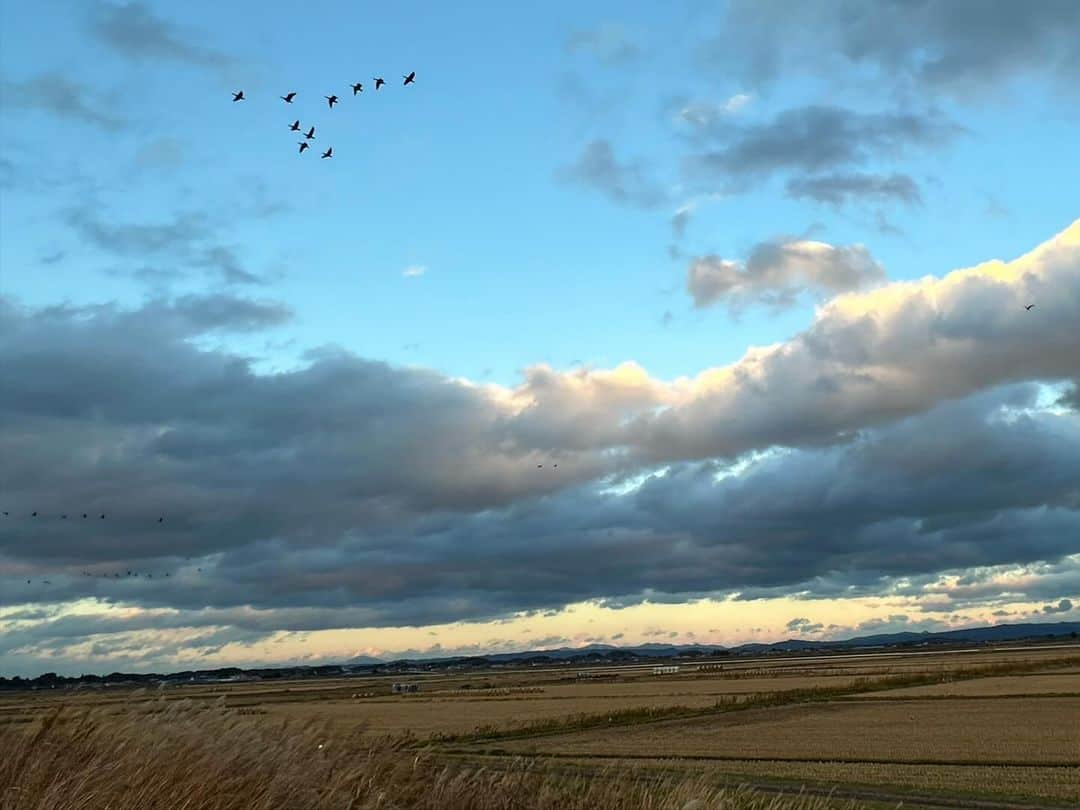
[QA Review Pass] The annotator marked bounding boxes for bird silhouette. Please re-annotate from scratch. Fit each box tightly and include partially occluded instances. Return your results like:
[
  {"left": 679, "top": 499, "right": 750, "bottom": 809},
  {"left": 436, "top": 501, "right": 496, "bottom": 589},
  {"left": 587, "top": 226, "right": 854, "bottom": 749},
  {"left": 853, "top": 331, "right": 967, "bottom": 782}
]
[
  {"left": 1024, "top": 304, "right": 1035, "bottom": 310},
  {"left": 82, "top": 513, "right": 88, "bottom": 519},
  {"left": 374, "top": 77, "right": 385, "bottom": 90},
  {"left": 281, "top": 92, "right": 297, "bottom": 103},
  {"left": 31, "top": 511, "right": 37, "bottom": 517},
  {"left": 298, "top": 141, "right": 310, "bottom": 154},
  {"left": 61, "top": 514, "right": 68, "bottom": 519},
  {"left": 304, "top": 125, "right": 315, "bottom": 140},
  {"left": 289, "top": 119, "right": 301, "bottom": 131},
  {"left": 325, "top": 94, "right": 339, "bottom": 108},
  {"left": 100, "top": 514, "right": 105, "bottom": 519},
  {"left": 232, "top": 90, "right": 245, "bottom": 102},
  {"left": 158, "top": 516, "right": 164, "bottom": 523},
  {"left": 321, "top": 147, "right": 333, "bottom": 159},
  {"left": 351, "top": 82, "right": 363, "bottom": 95},
  {"left": 403, "top": 71, "right": 416, "bottom": 86}
]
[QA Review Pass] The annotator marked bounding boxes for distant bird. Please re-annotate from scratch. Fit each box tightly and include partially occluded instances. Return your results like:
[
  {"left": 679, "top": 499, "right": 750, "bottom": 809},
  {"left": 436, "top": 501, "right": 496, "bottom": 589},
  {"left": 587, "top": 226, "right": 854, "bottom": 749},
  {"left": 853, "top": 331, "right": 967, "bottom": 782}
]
[
  {"left": 61, "top": 514, "right": 68, "bottom": 519},
  {"left": 82, "top": 513, "right": 88, "bottom": 519},
  {"left": 31, "top": 511, "right": 37, "bottom": 517},
  {"left": 403, "top": 71, "right": 415, "bottom": 86},
  {"left": 351, "top": 82, "right": 363, "bottom": 95},
  {"left": 281, "top": 92, "right": 297, "bottom": 103},
  {"left": 100, "top": 514, "right": 105, "bottom": 519},
  {"left": 298, "top": 141, "right": 310, "bottom": 154},
  {"left": 232, "top": 90, "right": 245, "bottom": 102},
  {"left": 2, "top": 511, "right": 7, "bottom": 516},
  {"left": 304, "top": 125, "right": 315, "bottom": 140},
  {"left": 289, "top": 119, "right": 301, "bottom": 131},
  {"left": 325, "top": 94, "right": 339, "bottom": 108},
  {"left": 1024, "top": 304, "right": 1035, "bottom": 310},
  {"left": 537, "top": 464, "right": 543, "bottom": 468},
  {"left": 321, "top": 147, "right": 332, "bottom": 159},
  {"left": 158, "top": 516, "right": 164, "bottom": 523},
  {"left": 374, "top": 77, "right": 385, "bottom": 90},
  {"left": 553, "top": 464, "right": 558, "bottom": 468}
]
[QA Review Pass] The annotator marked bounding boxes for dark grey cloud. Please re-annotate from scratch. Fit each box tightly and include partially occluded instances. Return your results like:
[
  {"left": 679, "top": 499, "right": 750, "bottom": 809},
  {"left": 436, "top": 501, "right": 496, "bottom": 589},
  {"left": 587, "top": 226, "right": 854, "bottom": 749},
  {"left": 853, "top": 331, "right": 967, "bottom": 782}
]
[
  {"left": 687, "top": 237, "right": 886, "bottom": 311},
  {"left": 686, "top": 105, "right": 959, "bottom": 190},
  {"left": 710, "top": 1, "right": 1080, "bottom": 99},
  {"left": 88, "top": 1, "right": 230, "bottom": 69},
  {"left": 66, "top": 204, "right": 263, "bottom": 286},
  {"left": 786, "top": 172, "right": 923, "bottom": 207},
  {"left": 556, "top": 140, "right": 668, "bottom": 209},
  {"left": 565, "top": 24, "right": 643, "bottom": 66},
  {"left": 1042, "top": 598, "right": 1074, "bottom": 615},
  {"left": 0, "top": 72, "right": 125, "bottom": 131}
]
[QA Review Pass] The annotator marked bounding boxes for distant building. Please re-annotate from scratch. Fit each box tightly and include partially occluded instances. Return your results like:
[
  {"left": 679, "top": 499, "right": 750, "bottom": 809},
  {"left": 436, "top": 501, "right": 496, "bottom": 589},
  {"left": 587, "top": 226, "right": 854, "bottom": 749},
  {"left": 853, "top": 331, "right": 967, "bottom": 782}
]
[
  {"left": 652, "top": 665, "right": 680, "bottom": 675},
  {"left": 392, "top": 682, "right": 419, "bottom": 693}
]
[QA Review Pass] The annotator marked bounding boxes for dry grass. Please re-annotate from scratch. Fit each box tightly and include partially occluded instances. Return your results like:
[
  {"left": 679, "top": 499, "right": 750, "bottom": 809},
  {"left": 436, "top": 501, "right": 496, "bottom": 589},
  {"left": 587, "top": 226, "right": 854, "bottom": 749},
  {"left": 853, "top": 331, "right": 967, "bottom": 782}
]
[
  {"left": 496, "top": 696, "right": 1080, "bottom": 765},
  {"left": 0, "top": 701, "right": 851, "bottom": 810}
]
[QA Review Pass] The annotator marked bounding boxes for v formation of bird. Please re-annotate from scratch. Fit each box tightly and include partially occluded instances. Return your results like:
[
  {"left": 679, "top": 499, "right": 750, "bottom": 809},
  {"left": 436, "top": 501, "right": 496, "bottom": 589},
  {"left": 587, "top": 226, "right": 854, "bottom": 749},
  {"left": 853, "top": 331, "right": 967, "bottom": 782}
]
[{"left": 232, "top": 72, "right": 417, "bottom": 159}]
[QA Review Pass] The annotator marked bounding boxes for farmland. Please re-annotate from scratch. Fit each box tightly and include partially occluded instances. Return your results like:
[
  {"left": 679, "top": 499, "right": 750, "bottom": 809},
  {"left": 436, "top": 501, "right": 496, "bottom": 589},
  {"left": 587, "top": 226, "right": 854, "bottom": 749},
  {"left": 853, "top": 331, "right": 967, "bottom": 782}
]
[{"left": 2, "top": 643, "right": 1079, "bottom": 808}]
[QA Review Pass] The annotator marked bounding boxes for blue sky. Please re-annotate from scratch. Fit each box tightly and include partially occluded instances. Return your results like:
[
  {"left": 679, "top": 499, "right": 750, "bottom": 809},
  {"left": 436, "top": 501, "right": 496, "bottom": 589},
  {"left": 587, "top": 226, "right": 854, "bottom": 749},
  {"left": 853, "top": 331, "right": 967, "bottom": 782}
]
[{"left": 1, "top": 1, "right": 1079, "bottom": 675}]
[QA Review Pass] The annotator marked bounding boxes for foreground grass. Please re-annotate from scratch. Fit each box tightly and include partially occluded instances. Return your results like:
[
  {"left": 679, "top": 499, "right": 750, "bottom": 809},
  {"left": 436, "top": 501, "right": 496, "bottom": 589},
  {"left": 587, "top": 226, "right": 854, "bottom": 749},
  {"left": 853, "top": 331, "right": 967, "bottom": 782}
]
[
  {"left": 432, "top": 656, "right": 1080, "bottom": 744},
  {"left": 0, "top": 701, "right": 854, "bottom": 810}
]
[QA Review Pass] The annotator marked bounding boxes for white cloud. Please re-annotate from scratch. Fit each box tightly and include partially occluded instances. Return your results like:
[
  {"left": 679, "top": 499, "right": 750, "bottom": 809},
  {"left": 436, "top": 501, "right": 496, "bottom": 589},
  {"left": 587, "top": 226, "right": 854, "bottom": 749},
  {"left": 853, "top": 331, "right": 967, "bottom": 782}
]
[{"left": 402, "top": 265, "right": 427, "bottom": 278}]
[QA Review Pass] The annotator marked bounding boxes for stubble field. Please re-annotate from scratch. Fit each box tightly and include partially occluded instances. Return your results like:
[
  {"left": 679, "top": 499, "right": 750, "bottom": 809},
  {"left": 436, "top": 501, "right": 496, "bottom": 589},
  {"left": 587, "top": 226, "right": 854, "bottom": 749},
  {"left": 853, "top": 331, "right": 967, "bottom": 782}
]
[{"left": 2, "top": 643, "right": 1079, "bottom": 808}]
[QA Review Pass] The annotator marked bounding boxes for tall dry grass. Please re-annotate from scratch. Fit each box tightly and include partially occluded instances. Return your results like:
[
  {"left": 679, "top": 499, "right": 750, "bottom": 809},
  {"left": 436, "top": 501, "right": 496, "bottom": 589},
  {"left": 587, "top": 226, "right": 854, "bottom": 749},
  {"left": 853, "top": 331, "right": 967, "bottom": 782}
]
[{"left": 0, "top": 699, "right": 847, "bottom": 810}]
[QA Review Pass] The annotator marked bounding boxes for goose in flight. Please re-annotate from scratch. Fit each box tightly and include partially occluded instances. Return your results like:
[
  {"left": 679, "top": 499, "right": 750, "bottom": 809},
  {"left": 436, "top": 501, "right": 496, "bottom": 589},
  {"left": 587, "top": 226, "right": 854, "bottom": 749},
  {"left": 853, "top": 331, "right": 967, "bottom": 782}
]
[
  {"left": 304, "top": 125, "right": 316, "bottom": 139},
  {"left": 321, "top": 147, "right": 332, "bottom": 159},
  {"left": 289, "top": 119, "right": 301, "bottom": 131},
  {"left": 232, "top": 90, "right": 245, "bottom": 102},
  {"left": 298, "top": 141, "right": 310, "bottom": 153},
  {"left": 281, "top": 92, "right": 297, "bottom": 103},
  {"left": 374, "top": 77, "right": 385, "bottom": 90},
  {"left": 1024, "top": 304, "right": 1035, "bottom": 310},
  {"left": 403, "top": 71, "right": 416, "bottom": 86},
  {"left": 325, "top": 94, "right": 339, "bottom": 108},
  {"left": 351, "top": 82, "right": 363, "bottom": 95}
]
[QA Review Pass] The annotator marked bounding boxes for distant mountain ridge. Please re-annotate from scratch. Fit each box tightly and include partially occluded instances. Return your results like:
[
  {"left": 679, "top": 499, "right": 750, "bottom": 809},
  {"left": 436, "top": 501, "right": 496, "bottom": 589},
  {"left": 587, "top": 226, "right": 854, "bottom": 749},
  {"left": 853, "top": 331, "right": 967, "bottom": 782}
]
[{"left": 353, "top": 620, "right": 1079, "bottom": 666}]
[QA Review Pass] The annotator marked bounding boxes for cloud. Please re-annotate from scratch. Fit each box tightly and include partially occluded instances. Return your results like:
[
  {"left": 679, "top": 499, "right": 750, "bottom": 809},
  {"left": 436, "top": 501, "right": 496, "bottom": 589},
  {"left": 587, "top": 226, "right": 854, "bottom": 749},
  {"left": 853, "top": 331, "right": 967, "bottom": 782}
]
[
  {"left": 2, "top": 221, "right": 1080, "bottom": 666},
  {"left": 786, "top": 172, "right": 922, "bottom": 207},
  {"left": 402, "top": 265, "right": 427, "bottom": 278},
  {"left": 673, "top": 94, "right": 753, "bottom": 136},
  {"left": 785, "top": 617, "right": 824, "bottom": 634},
  {"left": 565, "top": 24, "right": 643, "bottom": 66},
  {"left": 686, "top": 105, "right": 959, "bottom": 190},
  {"left": 709, "top": 1, "right": 1080, "bottom": 99},
  {"left": 0, "top": 72, "right": 125, "bottom": 131},
  {"left": 687, "top": 238, "right": 886, "bottom": 311},
  {"left": 88, "top": 1, "right": 230, "bottom": 69},
  {"left": 66, "top": 205, "right": 262, "bottom": 286},
  {"left": 1043, "top": 598, "right": 1074, "bottom": 614},
  {"left": 556, "top": 140, "right": 668, "bottom": 209}
]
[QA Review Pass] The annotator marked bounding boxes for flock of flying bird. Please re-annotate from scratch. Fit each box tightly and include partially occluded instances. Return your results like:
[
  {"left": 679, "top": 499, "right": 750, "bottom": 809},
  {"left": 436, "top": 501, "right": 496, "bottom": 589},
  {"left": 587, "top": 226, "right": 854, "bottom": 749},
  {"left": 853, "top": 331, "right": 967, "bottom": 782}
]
[{"left": 231, "top": 71, "right": 417, "bottom": 158}]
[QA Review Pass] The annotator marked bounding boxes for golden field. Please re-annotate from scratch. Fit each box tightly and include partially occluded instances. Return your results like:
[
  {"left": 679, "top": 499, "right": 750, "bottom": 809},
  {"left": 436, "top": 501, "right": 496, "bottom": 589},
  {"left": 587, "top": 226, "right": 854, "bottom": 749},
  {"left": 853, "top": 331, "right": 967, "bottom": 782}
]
[{"left": 3, "top": 644, "right": 1080, "bottom": 808}]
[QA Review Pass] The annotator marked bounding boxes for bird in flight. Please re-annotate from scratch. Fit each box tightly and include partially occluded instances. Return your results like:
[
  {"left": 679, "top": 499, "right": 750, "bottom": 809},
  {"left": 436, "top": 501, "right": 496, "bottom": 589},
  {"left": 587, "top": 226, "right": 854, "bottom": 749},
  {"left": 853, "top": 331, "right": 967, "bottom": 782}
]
[
  {"left": 31, "top": 511, "right": 37, "bottom": 517},
  {"left": 325, "top": 94, "right": 339, "bottom": 108},
  {"left": 374, "top": 77, "right": 385, "bottom": 90},
  {"left": 232, "top": 90, "right": 245, "bottom": 102},
  {"left": 281, "top": 92, "right": 297, "bottom": 103},
  {"left": 351, "top": 82, "right": 363, "bottom": 95},
  {"left": 1024, "top": 304, "right": 1035, "bottom": 310},
  {"left": 304, "top": 125, "right": 316, "bottom": 140},
  {"left": 289, "top": 119, "right": 301, "bottom": 131},
  {"left": 321, "top": 147, "right": 333, "bottom": 159},
  {"left": 158, "top": 516, "right": 164, "bottom": 523},
  {"left": 403, "top": 71, "right": 416, "bottom": 86},
  {"left": 298, "top": 142, "right": 310, "bottom": 153}
]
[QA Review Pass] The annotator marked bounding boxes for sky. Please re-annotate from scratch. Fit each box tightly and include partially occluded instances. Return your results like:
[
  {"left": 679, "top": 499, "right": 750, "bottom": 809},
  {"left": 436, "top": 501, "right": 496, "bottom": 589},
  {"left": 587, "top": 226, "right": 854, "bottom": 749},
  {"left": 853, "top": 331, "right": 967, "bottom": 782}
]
[{"left": 0, "top": 1, "right": 1078, "bottom": 677}]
